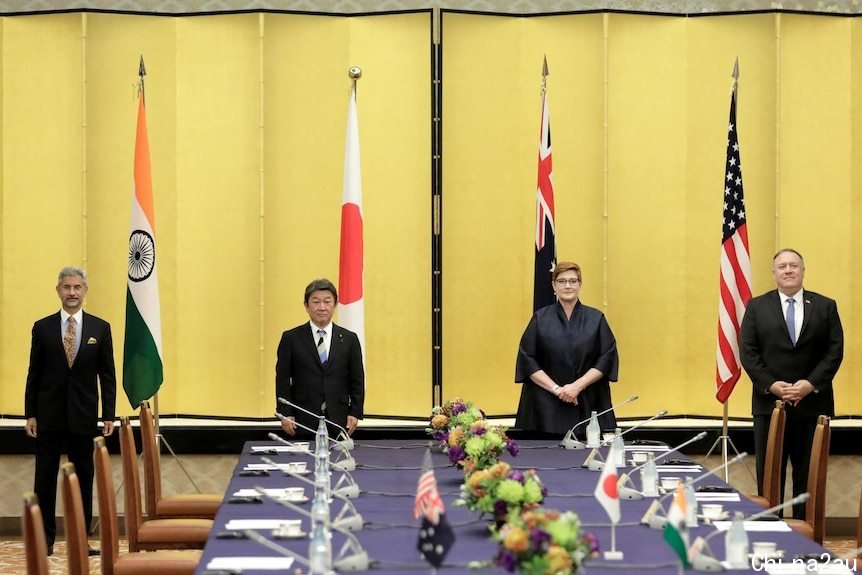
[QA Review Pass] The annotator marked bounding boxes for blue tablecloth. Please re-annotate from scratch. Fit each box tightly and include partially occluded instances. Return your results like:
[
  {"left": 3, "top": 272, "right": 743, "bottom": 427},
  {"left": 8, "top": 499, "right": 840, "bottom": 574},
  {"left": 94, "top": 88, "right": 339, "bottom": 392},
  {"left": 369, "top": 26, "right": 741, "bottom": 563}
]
[{"left": 195, "top": 440, "right": 833, "bottom": 574}]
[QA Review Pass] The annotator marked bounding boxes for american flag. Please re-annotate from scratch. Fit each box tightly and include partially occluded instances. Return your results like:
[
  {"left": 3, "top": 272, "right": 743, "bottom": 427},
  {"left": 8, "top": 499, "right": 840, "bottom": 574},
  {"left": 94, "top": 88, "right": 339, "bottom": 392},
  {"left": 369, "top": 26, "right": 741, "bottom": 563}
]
[
  {"left": 715, "top": 61, "right": 752, "bottom": 404},
  {"left": 533, "top": 57, "right": 557, "bottom": 312},
  {"left": 415, "top": 449, "right": 454, "bottom": 567}
]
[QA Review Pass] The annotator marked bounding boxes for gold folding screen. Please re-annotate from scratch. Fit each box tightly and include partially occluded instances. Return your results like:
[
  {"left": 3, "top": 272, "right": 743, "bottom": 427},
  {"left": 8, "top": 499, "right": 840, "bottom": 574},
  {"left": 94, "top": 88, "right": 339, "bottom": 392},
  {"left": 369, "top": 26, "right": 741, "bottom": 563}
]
[
  {"left": 441, "top": 12, "right": 860, "bottom": 419},
  {"left": 0, "top": 10, "right": 859, "bottom": 420}
]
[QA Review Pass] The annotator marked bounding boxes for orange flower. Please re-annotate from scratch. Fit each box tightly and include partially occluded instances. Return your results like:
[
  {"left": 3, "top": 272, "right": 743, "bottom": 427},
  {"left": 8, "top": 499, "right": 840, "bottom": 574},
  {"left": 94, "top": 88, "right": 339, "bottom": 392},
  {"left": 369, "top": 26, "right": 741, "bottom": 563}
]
[
  {"left": 448, "top": 428, "right": 464, "bottom": 447},
  {"left": 468, "top": 469, "right": 490, "bottom": 490},
  {"left": 431, "top": 414, "right": 450, "bottom": 429},
  {"left": 503, "top": 527, "right": 529, "bottom": 553},
  {"left": 546, "top": 544, "right": 572, "bottom": 574},
  {"left": 488, "top": 461, "right": 511, "bottom": 478}
]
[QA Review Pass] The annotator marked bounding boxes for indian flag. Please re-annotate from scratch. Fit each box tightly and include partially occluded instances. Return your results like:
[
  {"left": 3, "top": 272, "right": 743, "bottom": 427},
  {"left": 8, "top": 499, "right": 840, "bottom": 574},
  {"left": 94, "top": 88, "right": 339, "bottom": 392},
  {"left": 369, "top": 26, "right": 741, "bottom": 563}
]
[
  {"left": 663, "top": 484, "right": 690, "bottom": 567},
  {"left": 123, "top": 71, "right": 163, "bottom": 409}
]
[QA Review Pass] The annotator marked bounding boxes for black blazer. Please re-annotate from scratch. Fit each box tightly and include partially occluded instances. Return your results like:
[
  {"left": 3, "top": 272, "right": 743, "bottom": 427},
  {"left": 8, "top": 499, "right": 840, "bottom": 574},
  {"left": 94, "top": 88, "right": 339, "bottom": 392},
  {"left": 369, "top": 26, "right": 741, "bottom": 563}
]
[
  {"left": 24, "top": 311, "right": 117, "bottom": 435},
  {"left": 275, "top": 322, "right": 365, "bottom": 434},
  {"left": 740, "top": 289, "right": 843, "bottom": 417}
]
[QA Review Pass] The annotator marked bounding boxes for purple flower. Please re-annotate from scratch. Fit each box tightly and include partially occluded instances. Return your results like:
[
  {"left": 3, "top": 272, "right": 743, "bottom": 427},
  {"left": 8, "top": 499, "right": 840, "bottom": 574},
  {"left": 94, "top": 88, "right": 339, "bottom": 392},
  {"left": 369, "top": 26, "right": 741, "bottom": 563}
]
[
  {"left": 433, "top": 430, "right": 448, "bottom": 442},
  {"left": 530, "top": 528, "right": 552, "bottom": 552},
  {"left": 452, "top": 403, "right": 467, "bottom": 415},
  {"left": 448, "top": 445, "right": 465, "bottom": 464},
  {"left": 505, "top": 439, "right": 520, "bottom": 457},
  {"left": 541, "top": 485, "right": 549, "bottom": 498},
  {"left": 493, "top": 499, "right": 509, "bottom": 516},
  {"left": 507, "top": 470, "right": 525, "bottom": 484},
  {"left": 584, "top": 532, "right": 600, "bottom": 554},
  {"left": 496, "top": 550, "right": 518, "bottom": 572},
  {"left": 473, "top": 426, "right": 487, "bottom": 436}
]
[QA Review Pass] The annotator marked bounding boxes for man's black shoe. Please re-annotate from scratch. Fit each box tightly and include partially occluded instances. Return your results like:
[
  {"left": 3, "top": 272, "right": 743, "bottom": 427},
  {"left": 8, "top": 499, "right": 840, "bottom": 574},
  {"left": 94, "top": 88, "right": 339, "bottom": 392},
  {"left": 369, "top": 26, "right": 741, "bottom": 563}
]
[{"left": 88, "top": 545, "right": 100, "bottom": 556}]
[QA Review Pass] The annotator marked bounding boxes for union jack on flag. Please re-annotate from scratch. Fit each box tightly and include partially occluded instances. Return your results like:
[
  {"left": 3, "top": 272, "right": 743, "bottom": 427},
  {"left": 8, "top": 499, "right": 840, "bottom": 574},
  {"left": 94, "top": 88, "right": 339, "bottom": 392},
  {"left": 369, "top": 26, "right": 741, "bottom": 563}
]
[{"left": 533, "top": 58, "right": 557, "bottom": 312}]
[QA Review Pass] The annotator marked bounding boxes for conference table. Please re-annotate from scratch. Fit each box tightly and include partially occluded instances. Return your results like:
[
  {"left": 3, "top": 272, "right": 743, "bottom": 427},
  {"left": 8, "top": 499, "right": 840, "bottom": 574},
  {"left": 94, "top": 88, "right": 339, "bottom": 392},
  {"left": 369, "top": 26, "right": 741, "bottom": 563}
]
[{"left": 195, "top": 439, "right": 845, "bottom": 574}]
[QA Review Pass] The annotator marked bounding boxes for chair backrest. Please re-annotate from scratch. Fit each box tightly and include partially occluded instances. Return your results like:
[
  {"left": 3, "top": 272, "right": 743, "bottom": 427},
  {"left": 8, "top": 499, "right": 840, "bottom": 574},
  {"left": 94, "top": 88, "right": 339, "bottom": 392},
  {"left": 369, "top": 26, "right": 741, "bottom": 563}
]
[
  {"left": 805, "top": 415, "right": 831, "bottom": 544},
  {"left": 61, "top": 463, "right": 90, "bottom": 575},
  {"left": 94, "top": 435, "right": 121, "bottom": 573},
  {"left": 139, "top": 400, "right": 163, "bottom": 520},
  {"left": 762, "top": 401, "right": 786, "bottom": 508},
  {"left": 119, "top": 416, "right": 144, "bottom": 552},
  {"left": 857, "top": 485, "right": 862, "bottom": 559},
  {"left": 21, "top": 492, "right": 50, "bottom": 575}
]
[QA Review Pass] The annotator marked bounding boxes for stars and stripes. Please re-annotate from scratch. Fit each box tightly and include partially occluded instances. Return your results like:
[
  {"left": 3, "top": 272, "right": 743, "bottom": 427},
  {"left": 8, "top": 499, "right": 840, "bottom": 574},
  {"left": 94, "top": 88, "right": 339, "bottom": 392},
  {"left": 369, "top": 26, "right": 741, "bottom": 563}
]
[
  {"left": 415, "top": 449, "right": 454, "bottom": 567},
  {"left": 715, "top": 63, "right": 753, "bottom": 404},
  {"left": 533, "top": 62, "right": 557, "bottom": 312}
]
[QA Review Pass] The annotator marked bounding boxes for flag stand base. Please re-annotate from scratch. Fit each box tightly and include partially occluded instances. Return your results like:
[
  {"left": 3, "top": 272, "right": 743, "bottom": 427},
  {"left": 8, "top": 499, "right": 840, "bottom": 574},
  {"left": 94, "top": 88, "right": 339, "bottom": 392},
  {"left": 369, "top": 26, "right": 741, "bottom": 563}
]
[
  {"left": 603, "top": 551, "right": 623, "bottom": 560},
  {"left": 154, "top": 394, "right": 204, "bottom": 493},
  {"left": 701, "top": 402, "right": 747, "bottom": 483}
]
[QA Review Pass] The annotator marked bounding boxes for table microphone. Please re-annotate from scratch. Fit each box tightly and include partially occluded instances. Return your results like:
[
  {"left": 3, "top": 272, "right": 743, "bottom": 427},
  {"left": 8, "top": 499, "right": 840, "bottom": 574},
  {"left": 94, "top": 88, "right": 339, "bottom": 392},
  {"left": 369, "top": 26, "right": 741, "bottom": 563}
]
[
  {"left": 258, "top": 461, "right": 364, "bottom": 531},
  {"left": 275, "top": 411, "right": 353, "bottom": 453},
  {"left": 583, "top": 410, "right": 668, "bottom": 470},
  {"left": 268, "top": 432, "right": 356, "bottom": 473},
  {"left": 688, "top": 492, "right": 809, "bottom": 572},
  {"left": 255, "top": 487, "right": 372, "bottom": 571},
  {"left": 560, "top": 395, "right": 639, "bottom": 450},
  {"left": 263, "top": 437, "right": 361, "bottom": 499},
  {"left": 278, "top": 397, "right": 354, "bottom": 450},
  {"left": 241, "top": 529, "right": 324, "bottom": 574},
  {"left": 617, "top": 431, "right": 708, "bottom": 499},
  {"left": 642, "top": 452, "right": 747, "bottom": 530}
]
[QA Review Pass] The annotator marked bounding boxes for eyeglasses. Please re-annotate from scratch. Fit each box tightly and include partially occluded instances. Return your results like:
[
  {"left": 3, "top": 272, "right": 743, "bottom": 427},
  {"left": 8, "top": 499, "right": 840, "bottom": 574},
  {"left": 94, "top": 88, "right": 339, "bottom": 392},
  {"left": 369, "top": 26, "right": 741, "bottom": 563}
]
[{"left": 555, "top": 278, "right": 581, "bottom": 286}]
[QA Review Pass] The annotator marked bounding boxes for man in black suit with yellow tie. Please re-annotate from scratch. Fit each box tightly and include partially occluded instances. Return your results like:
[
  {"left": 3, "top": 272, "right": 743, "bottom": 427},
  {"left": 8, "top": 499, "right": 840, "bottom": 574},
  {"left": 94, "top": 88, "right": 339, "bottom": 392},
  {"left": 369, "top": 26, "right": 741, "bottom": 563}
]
[
  {"left": 24, "top": 267, "right": 116, "bottom": 555},
  {"left": 275, "top": 278, "right": 365, "bottom": 438},
  {"left": 741, "top": 249, "right": 843, "bottom": 519}
]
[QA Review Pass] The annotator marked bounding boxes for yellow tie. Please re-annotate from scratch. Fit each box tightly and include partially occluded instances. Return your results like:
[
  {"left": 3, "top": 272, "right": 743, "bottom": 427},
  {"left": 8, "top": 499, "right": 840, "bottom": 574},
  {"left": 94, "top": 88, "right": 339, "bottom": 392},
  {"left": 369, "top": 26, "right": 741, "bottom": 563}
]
[{"left": 64, "top": 316, "right": 77, "bottom": 367}]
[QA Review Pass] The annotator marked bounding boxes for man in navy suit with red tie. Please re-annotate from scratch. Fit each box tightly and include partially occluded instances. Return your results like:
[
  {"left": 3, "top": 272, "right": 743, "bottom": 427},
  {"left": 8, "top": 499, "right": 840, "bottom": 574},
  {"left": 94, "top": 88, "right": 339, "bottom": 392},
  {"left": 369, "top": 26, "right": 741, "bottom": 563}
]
[
  {"left": 741, "top": 249, "right": 843, "bottom": 519},
  {"left": 24, "top": 267, "right": 116, "bottom": 554},
  {"left": 275, "top": 278, "right": 365, "bottom": 438}
]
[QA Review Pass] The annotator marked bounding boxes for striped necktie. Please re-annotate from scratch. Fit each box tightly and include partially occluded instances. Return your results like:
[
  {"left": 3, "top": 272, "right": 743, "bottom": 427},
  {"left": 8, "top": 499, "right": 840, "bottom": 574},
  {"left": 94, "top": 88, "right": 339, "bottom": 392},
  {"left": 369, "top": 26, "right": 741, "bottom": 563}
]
[
  {"left": 316, "top": 329, "right": 328, "bottom": 363},
  {"left": 64, "top": 316, "right": 77, "bottom": 366}
]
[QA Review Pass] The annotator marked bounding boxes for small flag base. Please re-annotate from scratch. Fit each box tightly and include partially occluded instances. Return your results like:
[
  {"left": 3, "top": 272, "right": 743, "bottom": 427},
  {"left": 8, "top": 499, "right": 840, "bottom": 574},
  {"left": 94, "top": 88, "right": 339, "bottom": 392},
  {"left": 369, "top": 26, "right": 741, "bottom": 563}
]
[{"left": 603, "top": 550, "right": 624, "bottom": 561}]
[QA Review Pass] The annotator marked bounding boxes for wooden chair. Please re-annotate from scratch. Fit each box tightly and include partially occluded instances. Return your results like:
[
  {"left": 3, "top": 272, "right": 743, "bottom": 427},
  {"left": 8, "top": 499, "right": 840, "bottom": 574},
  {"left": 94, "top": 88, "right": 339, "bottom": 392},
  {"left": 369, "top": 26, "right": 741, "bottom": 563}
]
[
  {"left": 139, "top": 400, "right": 222, "bottom": 520},
  {"left": 117, "top": 419, "right": 212, "bottom": 552},
  {"left": 747, "top": 400, "right": 786, "bottom": 509},
  {"left": 60, "top": 464, "right": 90, "bottom": 575},
  {"left": 92, "top": 438, "right": 203, "bottom": 575},
  {"left": 21, "top": 492, "right": 50, "bottom": 575},
  {"left": 786, "top": 415, "right": 831, "bottom": 544},
  {"left": 857, "top": 485, "right": 862, "bottom": 560}
]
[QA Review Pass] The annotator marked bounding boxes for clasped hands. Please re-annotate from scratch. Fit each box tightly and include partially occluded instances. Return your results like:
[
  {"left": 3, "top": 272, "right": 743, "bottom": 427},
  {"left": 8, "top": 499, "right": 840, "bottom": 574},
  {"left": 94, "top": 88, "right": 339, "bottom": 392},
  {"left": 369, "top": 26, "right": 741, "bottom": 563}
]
[
  {"left": 769, "top": 380, "right": 814, "bottom": 406},
  {"left": 556, "top": 380, "right": 586, "bottom": 404}
]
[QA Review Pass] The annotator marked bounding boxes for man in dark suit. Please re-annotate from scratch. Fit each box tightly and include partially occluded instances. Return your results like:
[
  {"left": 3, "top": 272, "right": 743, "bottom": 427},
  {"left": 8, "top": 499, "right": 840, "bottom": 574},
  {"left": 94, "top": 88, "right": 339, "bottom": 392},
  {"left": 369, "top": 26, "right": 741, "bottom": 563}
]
[
  {"left": 741, "top": 249, "right": 843, "bottom": 519},
  {"left": 276, "top": 278, "right": 365, "bottom": 438},
  {"left": 24, "top": 267, "right": 116, "bottom": 555}
]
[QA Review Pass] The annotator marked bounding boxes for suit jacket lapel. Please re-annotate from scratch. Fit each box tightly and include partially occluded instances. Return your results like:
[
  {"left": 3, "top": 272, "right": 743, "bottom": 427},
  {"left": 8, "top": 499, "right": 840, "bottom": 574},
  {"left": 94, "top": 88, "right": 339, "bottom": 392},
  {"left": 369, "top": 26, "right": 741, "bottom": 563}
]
[{"left": 799, "top": 293, "right": 813, "bottom": 342}]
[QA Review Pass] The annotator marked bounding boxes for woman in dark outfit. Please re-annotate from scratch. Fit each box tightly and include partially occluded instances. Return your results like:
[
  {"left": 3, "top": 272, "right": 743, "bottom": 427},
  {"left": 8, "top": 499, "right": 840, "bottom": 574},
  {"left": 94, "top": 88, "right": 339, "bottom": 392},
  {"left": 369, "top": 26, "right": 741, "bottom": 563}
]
[{"left": 515, "top": 261, "right": 619, "bottom": 435}]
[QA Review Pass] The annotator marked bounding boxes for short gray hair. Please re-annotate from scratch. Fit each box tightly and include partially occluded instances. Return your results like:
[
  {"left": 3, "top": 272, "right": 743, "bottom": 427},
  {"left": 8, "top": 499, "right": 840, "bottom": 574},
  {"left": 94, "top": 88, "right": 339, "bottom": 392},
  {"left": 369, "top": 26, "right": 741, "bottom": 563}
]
[
  {"left": 57, "top": 266, "right": 87, "bottom": 286},
  {"left": 303, "top": 278, "right": 337, "bottom": 304},
  {"left": 772, "top": 248, "right": 805, "bottom": 269}
]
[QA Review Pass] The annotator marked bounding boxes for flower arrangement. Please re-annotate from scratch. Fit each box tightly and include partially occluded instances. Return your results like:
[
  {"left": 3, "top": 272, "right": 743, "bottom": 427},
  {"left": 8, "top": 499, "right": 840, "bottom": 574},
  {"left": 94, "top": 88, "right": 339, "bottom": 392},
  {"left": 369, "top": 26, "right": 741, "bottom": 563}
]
[
  {"left": 427, "top": 397, "right": 484, "bottom": 444},
  {"left": 456, "top": 462, "right": 545, "bottom": 521},
  {"left": 492, "top": 508, "right": 599, "bottom": 575},
  {"left": 446, "top": 419, "right": 519, "bottom": 473},
  {"left": 427, "top": 398, "right": 519, "bottom": 472}
]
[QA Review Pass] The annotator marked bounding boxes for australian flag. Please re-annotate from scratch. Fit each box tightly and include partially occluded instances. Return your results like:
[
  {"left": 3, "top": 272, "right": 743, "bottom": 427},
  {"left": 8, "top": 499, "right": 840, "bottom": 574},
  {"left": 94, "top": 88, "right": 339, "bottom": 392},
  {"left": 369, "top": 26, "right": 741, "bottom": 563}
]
[
  {"left": 534, "top": 71, "right": 557, "bottom": 312},
  {"left": 414, "top": 449, "right": 455, "bottom": 567}
]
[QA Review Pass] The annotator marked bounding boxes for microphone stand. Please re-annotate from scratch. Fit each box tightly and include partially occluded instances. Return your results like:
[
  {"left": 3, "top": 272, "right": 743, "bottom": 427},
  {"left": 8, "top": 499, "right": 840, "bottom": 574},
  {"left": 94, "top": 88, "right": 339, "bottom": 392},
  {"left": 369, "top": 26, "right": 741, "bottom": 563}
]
[
  {"left": 559, "top": 395, "right": 638, "bottom": 450},
  {"left": 242, "top": 529, "right": 329, "bottom": 574},
  {"left": 260, "top": 458, "right": 364, "bottom": 531},
  {"left": 688, "top": 492, "right": 809, "bottom": 572},
  {"left": 275, "top": 412, "right": 354, "bottom": 458},
  {"left": 278, "top": 397, "right": 355, "bottom": 450},
  {"left": 617, "top": 431, "right": 708, "bottom": 499},
  {"left": 583, "top": 410, "right": 668, "bottom": 470},
  {"left": 268, "top": 432, "right": 356, "bottom": 473},
  {"left": 642, "top": 452, "right": 747, "bottom": 530},
  {"left": 255, "top": 487, "right": 372, "bottom": 571}
]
